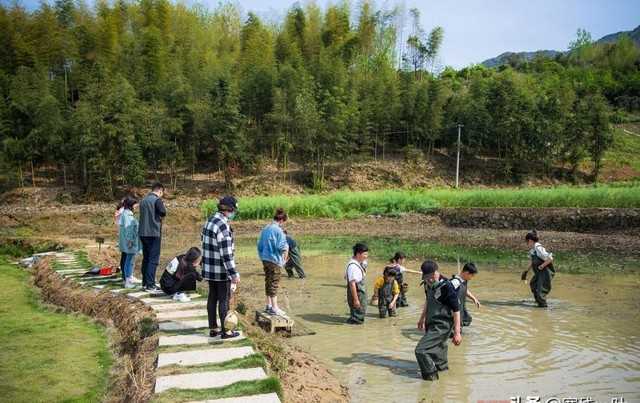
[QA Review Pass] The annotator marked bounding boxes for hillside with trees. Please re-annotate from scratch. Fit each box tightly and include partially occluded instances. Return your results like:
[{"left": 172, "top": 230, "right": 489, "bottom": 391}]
[{"left": 1, "top": 0, "right": 639, "bottom": 198}]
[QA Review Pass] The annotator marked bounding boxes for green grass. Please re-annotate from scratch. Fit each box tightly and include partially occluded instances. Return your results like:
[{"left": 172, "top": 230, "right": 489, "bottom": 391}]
[
  {"left": 152, "top": 377, "right": 282, "bottom": 403},
  {"left": 604, "top": 127, "right": 640, "bottom": 173},
  {"left": 202, "top": 184, "right": 640, "bottom": 220},
  {"left": 202, "top": 189, "right": 439, "bottom": 220},
  {"left": 0, "top": 257, "right": 112, "bottom": 403}
]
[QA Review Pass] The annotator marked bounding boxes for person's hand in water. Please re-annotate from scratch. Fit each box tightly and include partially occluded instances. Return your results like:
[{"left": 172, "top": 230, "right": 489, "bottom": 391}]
[{"left": 453, "top": 331, "right": 462, "bottom": 346}]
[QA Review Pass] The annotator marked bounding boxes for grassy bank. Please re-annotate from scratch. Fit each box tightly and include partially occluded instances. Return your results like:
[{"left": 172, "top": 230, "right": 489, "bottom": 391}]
[
  {"left": 236, "top": 236, "right": 640, "bottom": 274},
  {"left": 605, "top": 126, "right": 640, "bottom": 173},
  {"left": 0, "top": 257, "right": 112, "bottom": 402},
  {"left": 202, "top": 184, "right": 640, "bottom": 220}
]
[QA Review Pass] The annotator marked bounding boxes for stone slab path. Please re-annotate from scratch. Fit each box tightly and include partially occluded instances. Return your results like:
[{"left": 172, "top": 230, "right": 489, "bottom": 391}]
[
  {"left": 187, "top": 393, "right": 282, "bottom": 403},
  {"left": 51, "top": 252, "right": 281, "bottom": 403},
  {"left": 155, "top": 368, "right": 267, "bottom": 393},
  {"left": 159, "top": 332, "right": 246, "bottom": 347},
  {"left": 151, "top": 300, "right": 208, "bottom": 312},
  {"left": 159, "top": 319, "right": 211, "bottom": 331},
  {"left": 157, "top": 346, "right": 254, "bottom": 367},
  {"left": 156, "top": 309, "right": 209, "bottom": 321}
]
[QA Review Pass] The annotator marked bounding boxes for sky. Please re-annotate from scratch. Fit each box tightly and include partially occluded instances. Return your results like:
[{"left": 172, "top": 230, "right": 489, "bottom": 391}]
[{"left": 10, "top": 0, "right": 640, "bottom": 68}]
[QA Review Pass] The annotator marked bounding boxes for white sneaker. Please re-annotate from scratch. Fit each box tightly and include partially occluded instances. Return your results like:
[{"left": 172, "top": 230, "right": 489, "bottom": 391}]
[
  {"left": 272, "top": 308, "right": 288, "bottom": 317},
  {"left": 173, "top": 293, "right": 191, "bottom": 303},
  {"left": 129, "top": 276, "right": 142, "bottom": 284},
  {"left": 124, "top": 280, "right": 137, "bottom": 289}
]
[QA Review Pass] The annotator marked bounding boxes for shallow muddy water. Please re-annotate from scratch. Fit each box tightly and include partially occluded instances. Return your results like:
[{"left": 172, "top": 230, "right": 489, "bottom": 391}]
[{"left": 278, "top": 256, "right": 640, "bottom": 403}]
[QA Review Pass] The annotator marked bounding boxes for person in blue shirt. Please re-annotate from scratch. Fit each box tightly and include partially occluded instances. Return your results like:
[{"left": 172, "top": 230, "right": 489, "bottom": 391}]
[
  {"left": 257, "top": 208, "right": 289, "bottom": 317},
  {"left": 118, "top": 196, "right": 141, "bottom": 289}
]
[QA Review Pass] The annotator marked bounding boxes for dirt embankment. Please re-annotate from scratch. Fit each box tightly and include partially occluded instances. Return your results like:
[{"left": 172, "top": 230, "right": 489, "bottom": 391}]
[
  {"left": 4, "top": 147, "right": 628, "bottom": 205},
  {"left": 437, "top": 208, "right": 640, "bottom": 232},
  {"left": 88, "top": 244, "right": 349, "bottom": 403},
  {"left": 3, "top": 204, "right": 640, "bottom": 258},
  {"left": 31, "top": 259, "right": 157, "bottom": 403}
]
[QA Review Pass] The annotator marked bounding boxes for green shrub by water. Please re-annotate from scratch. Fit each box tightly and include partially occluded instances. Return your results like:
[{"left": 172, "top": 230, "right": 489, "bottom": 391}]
[
  {"left": 201, "top": 190, "right": 439, "bottom": 220},
  {"left": 427, "top": 185, "right": 640, "bottom": 208},
  {"left": 201, "top": 184, "right": 640, "bottom": 220}
]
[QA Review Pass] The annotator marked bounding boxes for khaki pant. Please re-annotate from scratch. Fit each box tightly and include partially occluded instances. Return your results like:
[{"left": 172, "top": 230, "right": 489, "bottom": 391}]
[{"left": 263, "top": 261, "right": 281, "bottom": 297}]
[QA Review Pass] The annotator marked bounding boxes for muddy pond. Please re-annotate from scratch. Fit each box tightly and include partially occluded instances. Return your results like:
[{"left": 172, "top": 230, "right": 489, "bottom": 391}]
[{"left": 271, "top": 255, "right": 640, "bottom": 403}]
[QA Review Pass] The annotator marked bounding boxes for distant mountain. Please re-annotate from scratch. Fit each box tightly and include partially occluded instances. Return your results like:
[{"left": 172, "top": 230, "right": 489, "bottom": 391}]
[
  {"left": 481, "top": 50, "right": 562, "bottom": 68},
  {"left": 481, "top": 25, "right": 640, "bottom": 68},
  {"left": 596, "top": 25, "right": 640, "bottom": 46}
]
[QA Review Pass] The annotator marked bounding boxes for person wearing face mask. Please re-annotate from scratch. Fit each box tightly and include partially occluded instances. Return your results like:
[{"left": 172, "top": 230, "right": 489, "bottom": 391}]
[
  {"left": 345, "top": 243, "right": 369, "bottom": 325},
  {"left": 202, "top": 196, "right": 241, "bottom": 339},
  {"left": 415, "top": 260, "right": 462, "bottom": 381}
]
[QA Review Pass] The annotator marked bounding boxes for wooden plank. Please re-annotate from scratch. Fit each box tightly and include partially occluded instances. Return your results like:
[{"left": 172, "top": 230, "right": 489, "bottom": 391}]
[{"left": 254, "top": 311, "right": 294, "bottom": 334}]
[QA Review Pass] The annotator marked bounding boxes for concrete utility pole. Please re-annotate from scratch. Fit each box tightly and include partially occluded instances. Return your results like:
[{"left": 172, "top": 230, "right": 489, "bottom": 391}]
[{"left": 456, "top": 124, "right": 463, "bottom": 188}]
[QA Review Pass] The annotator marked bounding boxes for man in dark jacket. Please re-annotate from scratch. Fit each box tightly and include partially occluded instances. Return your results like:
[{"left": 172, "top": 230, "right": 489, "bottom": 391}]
[
  {"left": 415, "top": 260, "right": 462, "bottom": 381},
  {"left": 139, "top": 182, "right": 167, "bottom": 290}
]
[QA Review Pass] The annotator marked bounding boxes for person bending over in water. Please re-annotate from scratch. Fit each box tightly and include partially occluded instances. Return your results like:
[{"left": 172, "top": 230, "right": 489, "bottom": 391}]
[
  {"left": 522, "top": 230, "right": 555, "bottom": 308},
  {"left": 415, "top": 260, "right": 462, "bottom": 381},
  {"left": 284, "top": 230, "right": 306, "bottom": 279},
  {"left": 371, "top": 266, "right": 400, "bottom": 318},
  {"left": 451, "top": 262, "right": 480, "bottom": 327}
]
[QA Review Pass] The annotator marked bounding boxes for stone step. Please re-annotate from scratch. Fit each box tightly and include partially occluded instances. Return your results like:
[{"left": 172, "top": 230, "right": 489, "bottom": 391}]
[
  {"left": 154, "top": 367, "right": 266, "bottom": 393},
  {"left": 187, "top": 393, "right": 281, "bottom": 403},
  {"left": 55, "top": 269, "right": 86, "bottom": 274},
  {"left": 159, "top": 319, "right": 217, "bottom": 332},
  {"left": 140, "top": 297, "right": 172, "bottom": 304},
  {"left": 156, "top": 309, "right": 208, "bottom": 321},
  {"left": 141, "top": 294, "right": 202, "bottom": 305},
  {"left": 127, "top": 290, "right": 168, "bottom": 299},
  {"left": 152, "top": 300, "right": 207, "bottom": 312},
  {"left": 78, "top": 278, "right": 122, "bottom": 286},
  {"left": 157, "top": 346, "right": 254, "bottom": 367},
  {"left": 159, "top": 332, "right": 245, "bottom": 347},
  {"left": 71, "top": 275, "right": 120, "bottom": 281}
]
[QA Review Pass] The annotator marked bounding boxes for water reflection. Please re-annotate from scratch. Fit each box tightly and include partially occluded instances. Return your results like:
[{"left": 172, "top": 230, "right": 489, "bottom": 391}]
[{"left": 281, "top": 255, "right": 640, "bottom": 402}]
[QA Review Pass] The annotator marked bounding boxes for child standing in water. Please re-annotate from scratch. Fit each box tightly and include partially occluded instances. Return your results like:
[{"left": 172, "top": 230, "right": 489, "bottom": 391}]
[
  {"left": 415, "top": 260, "right": 462, "bottom": 381},
  {"left": 371, "top": 266, "right": 400, "bottom": 318},
  {"left": 523, "top": 230, "right": 555, "bottom": 307},
  {"left": 450, "top": 262, "right": 481, "bottom": 327},
  {"left": 389, "top": 251, "right": 421, "bottom": 307}
]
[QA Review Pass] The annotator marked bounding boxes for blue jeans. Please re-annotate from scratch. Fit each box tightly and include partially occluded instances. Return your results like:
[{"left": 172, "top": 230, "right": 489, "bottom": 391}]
[
  {"left": 122, "top": 253, "right": 136, "bottom": 281},
  {"left": 140, "top": 236, "right": 161, "bottom": 288}
]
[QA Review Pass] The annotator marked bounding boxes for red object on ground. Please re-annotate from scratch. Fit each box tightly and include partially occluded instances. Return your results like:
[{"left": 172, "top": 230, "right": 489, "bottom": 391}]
[{"left": 99, "top": 266, "right": 114, "bottom": 276}]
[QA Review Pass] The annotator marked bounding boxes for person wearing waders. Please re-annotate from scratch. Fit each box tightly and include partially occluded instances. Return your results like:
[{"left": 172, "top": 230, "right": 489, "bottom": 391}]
[
  {"left": 373, "top": 266, "right": 400, "bottom": 318},
  {"left": 284, "top": 231, "right": 306, "bottom": 279},
  {"left": 389, "top": 251, "right": 421, "bottom": 307},
  {"left": 450, "top": 262, "right": 481, "bottom": 327},
  {"left": 345, "top": 243, "right": 369, "bottom": 325},
  {"left": 415, "top": 260, "right": 462, "bottom": 381},
  {"left": 522, "top": 230, "right": 555, "bottom": 308}
]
